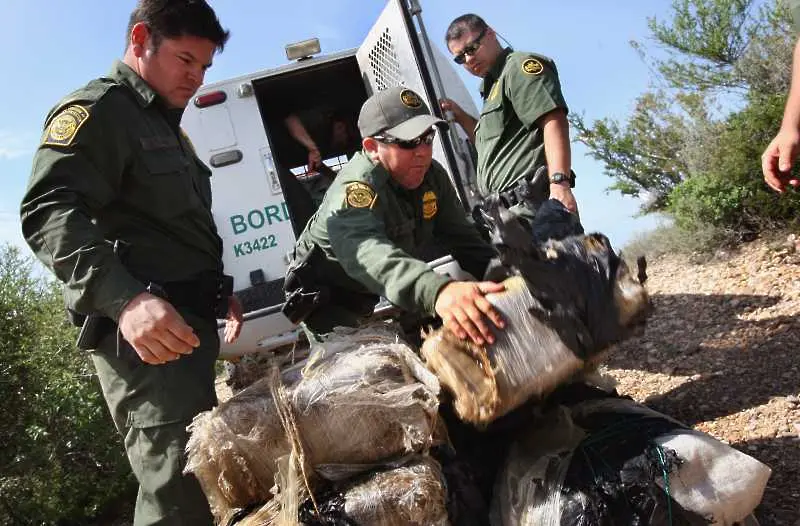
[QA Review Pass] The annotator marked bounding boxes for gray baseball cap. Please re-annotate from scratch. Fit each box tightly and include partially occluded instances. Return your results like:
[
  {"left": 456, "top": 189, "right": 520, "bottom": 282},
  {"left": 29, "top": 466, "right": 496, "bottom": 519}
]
[{"left": 358, "top": 86, "right": 447, "bottom": 140}]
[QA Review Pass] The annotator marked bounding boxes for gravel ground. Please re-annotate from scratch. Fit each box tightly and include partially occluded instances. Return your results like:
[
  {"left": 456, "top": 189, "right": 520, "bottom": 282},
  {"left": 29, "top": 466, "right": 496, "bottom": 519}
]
[{"left": 606, "top": 236, "right": 800, "bottom": 525}]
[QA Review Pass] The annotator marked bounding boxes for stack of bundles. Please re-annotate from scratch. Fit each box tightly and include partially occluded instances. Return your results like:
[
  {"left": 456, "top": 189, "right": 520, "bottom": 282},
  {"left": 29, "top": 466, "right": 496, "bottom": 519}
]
[
  {"left": 422, "top": 230, "right": 651, "bottom": 425},
  {"left": 491, "top": 394, "right": 771, "bottom": 525},
  {"left": 233, "top": 457, "right": 449, "bottom": 526},
  {"left": 297, "top": 456, "right": 449, "bottom": 525},
  {"left": 185, "top": 325, "right": 445, "bottom": 524}
]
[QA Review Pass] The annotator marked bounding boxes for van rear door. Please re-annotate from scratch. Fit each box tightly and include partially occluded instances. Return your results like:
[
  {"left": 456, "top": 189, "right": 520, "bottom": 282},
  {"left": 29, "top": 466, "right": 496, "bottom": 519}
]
[{"left": 356, "top": 0, "right": 479, "bottom": 209}]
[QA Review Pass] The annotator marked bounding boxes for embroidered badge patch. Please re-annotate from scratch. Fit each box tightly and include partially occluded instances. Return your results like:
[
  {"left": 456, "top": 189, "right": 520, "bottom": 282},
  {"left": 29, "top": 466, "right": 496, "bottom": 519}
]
[
  {"left": 522, "top": 58, "right": 544, "bottom": 76},
  {"left": 400, "top": 89, "right": 422, "bottom": 108},
  {"left": 422, "top": 190, "right": 438, "bottom": 219},
  {"left": 489, "top": 81, "right": 501, "bottom": 101},
  {"left": 43, "top": 105, "right": 89, "bottom": 147},
  {"left": 345, "top": 182, "right": 376, "bottom": 209}
]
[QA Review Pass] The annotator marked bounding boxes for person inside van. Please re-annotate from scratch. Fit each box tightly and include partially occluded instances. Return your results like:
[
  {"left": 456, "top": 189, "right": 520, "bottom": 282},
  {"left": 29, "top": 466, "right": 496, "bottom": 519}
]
[
  {"left": 283, "top": 86, "right": 505, "bottom": 346},
  {"left": 284, "top": 108, "right": 360, "bottom": 206}
]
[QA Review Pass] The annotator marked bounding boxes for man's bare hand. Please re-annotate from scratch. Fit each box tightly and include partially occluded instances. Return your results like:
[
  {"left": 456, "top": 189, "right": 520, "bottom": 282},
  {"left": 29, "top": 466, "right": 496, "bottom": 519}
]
[
  {"left": 440, "top": 98, "right": 465, "bottom": 119},
  {"left": 549, "top": 183, "right": 578, "bottom": 214},
  {"left": 223, "top": 295, "right": 244, "bottom": 344},
  {"left": 118, "top": 292, "right": 200, "bottom": 365},
  {"left": 434, "top": 281, "right": 506, "bottom": 346},
  {"left": 762, "top": 129, "right": 800, "bottom": 193},
  {"left": 307, "top": 149, "right": 322, "bottom": 173}
]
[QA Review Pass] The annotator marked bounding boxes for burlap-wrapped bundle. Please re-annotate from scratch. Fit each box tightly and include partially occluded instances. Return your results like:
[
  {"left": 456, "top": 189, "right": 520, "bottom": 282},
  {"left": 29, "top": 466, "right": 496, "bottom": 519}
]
[
  {"left": 234, "top": 456, "right": 449, "bottom": 526},
  {"left": 422, "top": 234, "right": 651, "bottom": 425},
  {"left": 185, "top": 326, "right": 442, "bottom": 523}
]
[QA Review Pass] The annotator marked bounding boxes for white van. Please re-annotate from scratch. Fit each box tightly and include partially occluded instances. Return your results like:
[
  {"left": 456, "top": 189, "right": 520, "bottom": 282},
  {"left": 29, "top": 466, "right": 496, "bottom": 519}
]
[{"left": 181, "top": 0, "right": 480, "bottom": 358}]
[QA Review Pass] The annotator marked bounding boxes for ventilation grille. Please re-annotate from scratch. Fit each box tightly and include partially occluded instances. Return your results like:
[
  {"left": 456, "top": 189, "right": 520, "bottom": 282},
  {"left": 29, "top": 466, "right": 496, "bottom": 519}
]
[{"left": 367, "top": 28, "right": 402, "bottom": 91}]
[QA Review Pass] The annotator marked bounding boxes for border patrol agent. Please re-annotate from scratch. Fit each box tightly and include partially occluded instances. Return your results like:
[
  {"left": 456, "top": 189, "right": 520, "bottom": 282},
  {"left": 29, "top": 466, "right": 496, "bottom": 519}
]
[
  {"left": 283, "top": 86, "right": 506, "bottom": 346},
  {"left": 440, "top": 14, "right": 581, "bottom": 227},
  {"left": 762, "top": 0, "right": 800, "bottom": 192},
  {"left": 19, "top": 2, "right": 241, "bottom": 524}
]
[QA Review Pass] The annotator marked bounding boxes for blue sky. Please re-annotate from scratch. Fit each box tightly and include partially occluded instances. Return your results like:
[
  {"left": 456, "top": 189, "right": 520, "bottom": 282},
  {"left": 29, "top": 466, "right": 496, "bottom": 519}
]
[{"left": 0, "top": 0, "right": 673, "bottom": 253}]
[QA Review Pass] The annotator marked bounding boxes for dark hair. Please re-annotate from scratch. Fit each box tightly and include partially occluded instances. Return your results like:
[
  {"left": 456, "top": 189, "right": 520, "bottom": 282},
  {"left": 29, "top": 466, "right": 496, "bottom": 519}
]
[
  {"left": 445, "top": 14, "right": 488, "bottom": 43},
  {"left": 126, "top": 0, "right": 230, "bottom": 52}
]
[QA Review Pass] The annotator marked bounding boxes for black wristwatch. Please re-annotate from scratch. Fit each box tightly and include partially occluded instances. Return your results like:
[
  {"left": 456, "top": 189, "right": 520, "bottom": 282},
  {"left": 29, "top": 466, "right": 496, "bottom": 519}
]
[{"left": 549, "top": 171, "right": 576, "bottom": 188}]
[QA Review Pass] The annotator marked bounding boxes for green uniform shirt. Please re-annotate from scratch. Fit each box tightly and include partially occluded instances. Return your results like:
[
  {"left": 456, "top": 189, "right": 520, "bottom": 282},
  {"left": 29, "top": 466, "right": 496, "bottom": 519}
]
[
  {"left": 291, "top": 151, "right": 494, "bottom": 316},
  {"left": 789, "top": 0, "right": 800, "bottom": 32},
  {"left": 20, "top": 60, "right": 223, "bottom": 321},
  {"left": 475, "top": 48, "right": 568, "bottom": 196}
]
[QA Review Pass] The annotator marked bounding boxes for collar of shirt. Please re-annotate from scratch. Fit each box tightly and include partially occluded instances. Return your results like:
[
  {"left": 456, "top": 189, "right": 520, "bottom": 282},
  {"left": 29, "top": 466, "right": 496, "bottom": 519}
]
[
  {"left": 359, "top": 149, "right": 427, "bottom": 197},
  {"left": 108, "top": 60, "right": 185, "bottom": 129},
  {"left": 479, "top": 47, "right": 513, "bottom": 99}
]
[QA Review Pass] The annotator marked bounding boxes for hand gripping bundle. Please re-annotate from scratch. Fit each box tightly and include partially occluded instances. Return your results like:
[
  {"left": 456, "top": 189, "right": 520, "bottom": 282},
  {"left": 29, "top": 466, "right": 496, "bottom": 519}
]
[{"left": 422, "top": 200, "right": 651, "bottom": 424}]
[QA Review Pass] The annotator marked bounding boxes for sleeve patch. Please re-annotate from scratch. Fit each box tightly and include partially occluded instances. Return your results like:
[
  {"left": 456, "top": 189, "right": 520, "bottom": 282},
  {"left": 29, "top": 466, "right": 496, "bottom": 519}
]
[
  {"left": 345, "top": 182, "right": 377, "bottom": 209},
  {"left": 42, "top": 105, "right": 90, "bottom": 147},
  {"left": 522, "top": 58, "right": 544, "bottom": 76}
]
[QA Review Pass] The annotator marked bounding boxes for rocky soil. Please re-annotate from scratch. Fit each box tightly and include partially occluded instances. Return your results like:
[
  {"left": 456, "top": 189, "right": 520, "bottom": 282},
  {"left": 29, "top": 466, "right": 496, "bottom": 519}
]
[{"left": 607, "top": 235, "right": 800, "bottom": 525}]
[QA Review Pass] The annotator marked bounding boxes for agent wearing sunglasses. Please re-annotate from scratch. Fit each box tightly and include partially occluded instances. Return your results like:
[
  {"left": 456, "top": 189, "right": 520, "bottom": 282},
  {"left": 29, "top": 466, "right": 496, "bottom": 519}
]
[
  {"left": 441, "top": 14, "right": 579, "bottom": 222},
  {"left": 284, "top": 86, "right": 504, "bottom": 346}
]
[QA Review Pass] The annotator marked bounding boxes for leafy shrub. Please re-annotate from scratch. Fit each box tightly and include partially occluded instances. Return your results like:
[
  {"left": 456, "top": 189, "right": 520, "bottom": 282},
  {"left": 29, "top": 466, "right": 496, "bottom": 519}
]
[
  {"left": 0, "top": 245, "right": 134, "bottom": 525},
  {"left": 668, "top": 93, "right": 800, "bottom": 235}
]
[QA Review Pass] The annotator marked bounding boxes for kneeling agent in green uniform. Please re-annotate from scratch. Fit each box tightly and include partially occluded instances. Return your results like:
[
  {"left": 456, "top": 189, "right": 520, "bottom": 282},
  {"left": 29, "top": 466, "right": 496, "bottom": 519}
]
[
  {"left": 284, "top": 86, "right": 506, "bottom": 346},
  {"left": 20, "top": 1, "right": 242, "bottom": 524}
]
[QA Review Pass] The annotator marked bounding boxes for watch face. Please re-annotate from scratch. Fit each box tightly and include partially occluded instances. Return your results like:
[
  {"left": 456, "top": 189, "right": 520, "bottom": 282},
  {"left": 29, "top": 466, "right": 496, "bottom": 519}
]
[{"left": 550, "top": 172, "right": 567, "bottom": 183}]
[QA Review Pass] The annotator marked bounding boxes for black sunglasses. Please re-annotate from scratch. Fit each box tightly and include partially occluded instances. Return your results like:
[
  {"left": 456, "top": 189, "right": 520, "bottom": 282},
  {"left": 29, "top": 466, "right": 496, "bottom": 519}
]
[
  {"left": 453, "top": 28, "right": 487, "bottom": 64},
  {"left": 373, "top": 128, "right": 437, "bottom": 149}
]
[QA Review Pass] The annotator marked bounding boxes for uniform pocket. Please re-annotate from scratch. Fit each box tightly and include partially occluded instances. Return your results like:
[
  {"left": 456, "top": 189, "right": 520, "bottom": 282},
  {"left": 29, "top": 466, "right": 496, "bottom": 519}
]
[
  {"left": 476, "top": 102, "right": 504, "bottom": 142},
  {"left": 138, "top": 147, "right": 194, "bottom": 218}
]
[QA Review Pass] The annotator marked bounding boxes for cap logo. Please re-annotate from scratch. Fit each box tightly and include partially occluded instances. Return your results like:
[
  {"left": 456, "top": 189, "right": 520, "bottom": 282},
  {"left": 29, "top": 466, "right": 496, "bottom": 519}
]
[{"left": 400, "top": 89, "right": 422, "bottom": 108}]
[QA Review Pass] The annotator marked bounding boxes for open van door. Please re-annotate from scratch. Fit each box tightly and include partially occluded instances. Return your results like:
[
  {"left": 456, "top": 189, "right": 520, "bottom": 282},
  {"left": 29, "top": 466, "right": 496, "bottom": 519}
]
[{"left": 356, "top": 0, "right": 480, "bottom": 210}]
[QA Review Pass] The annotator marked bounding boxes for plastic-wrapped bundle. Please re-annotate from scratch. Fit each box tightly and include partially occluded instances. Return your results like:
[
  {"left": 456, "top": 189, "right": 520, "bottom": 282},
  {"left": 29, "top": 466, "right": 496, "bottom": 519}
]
[
  {"left": 185, "top": 327, "right": 442, "bottom": 523},
  {"left": 491, "top": 396, "right": 772, "bottom": 526},
  {"left": 421, "top": 232, "right": 651, "bottom": 425},
  {"left": 297, "top": 456, "right": 449, "bottom": 526}
]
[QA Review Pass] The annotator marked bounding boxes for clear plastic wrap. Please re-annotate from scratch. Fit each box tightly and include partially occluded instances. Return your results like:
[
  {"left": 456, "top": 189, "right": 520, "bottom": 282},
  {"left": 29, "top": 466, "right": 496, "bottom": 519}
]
[
  {"left": 491, "top": 396, "right": 771, "bottom": 526},
  {"left": 233, "top": 456, "right": 449, "bottom": 526},
  {"left": 422, "top": 232, "right": 651, "bottom": 425},
  {"left": 185, "top": 327, "right": 442, "bottom": 523},
  {"left": 422, "top": 276, "right": 589, "bottom": 425}
]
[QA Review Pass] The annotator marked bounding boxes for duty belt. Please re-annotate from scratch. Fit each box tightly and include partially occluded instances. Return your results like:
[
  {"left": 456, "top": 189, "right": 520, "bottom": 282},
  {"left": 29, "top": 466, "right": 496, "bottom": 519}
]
[
  {"left": 497, "top": 166, "right": 576, "bottom": 208},
  {"left": 156, "top": 272, "right": 234, "bottom": 319},
  {"left": 497, "top": 165, "right": 549, "bottom": 208}
]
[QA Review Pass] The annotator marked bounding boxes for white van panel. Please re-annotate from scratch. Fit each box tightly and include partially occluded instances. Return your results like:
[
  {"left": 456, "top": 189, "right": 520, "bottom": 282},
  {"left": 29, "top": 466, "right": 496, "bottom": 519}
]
[{"left": 198, "top": 104, "right": 237, "bottom": 151}]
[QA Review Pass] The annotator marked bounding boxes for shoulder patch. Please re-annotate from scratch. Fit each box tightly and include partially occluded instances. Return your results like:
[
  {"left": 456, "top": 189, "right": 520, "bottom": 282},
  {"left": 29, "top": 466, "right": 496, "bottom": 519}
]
[
  {"left": 43, "top": 105, "right": 90, "bottom": 147},
  {"left": 522, "top": 58, "right": 544, "bottom": 76},
  {"left": 422, "top": 190, "right": 438, "bottom": 219},
  {"left": 345, "top": 182, "right": 377, "bottom": 209}
]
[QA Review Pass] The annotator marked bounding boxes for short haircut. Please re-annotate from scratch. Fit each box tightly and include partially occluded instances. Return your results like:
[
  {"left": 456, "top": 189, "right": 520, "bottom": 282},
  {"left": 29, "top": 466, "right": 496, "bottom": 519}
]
[
  {"left": 445, "top": 14, "right": 488, "bottom": 43},
  {"left": 126, "top": 0, "right": 230, "bottom": 52}
]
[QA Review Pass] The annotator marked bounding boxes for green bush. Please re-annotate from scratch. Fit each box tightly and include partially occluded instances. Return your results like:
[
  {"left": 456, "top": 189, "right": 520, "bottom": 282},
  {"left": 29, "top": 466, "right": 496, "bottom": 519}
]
[
  {"left": 0, "top": 245, "right": 134, "bottom": 525},
  {"left": 668, "top": 93, "right": 800, "bottom": 235}
]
